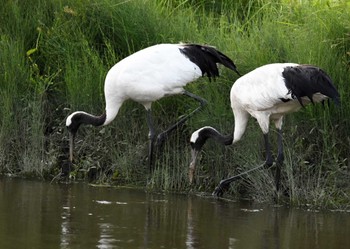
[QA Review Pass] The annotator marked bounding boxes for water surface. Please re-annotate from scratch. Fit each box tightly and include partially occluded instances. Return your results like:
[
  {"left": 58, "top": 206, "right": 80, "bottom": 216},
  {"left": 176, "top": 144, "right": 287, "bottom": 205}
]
[{"left": 0, "top": 177, "right": 349, "bottom": 249}]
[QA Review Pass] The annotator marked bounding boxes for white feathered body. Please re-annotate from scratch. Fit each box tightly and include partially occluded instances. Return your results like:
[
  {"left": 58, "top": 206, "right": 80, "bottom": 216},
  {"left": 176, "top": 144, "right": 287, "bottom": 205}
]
[
  {"left": 230, "top": 63, "right": 337, "bottom": 141},
  {"left": 104, "top": 44, "right": 202, "bottom": 124}
]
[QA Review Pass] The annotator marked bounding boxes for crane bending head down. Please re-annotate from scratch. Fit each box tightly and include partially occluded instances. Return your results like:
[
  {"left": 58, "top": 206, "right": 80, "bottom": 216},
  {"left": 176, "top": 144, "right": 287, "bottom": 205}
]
[
  {"left": 189, "top": 63, "right": 340, "bottom": 187},
  {"left": 65, "top": 43, "right": 240, "bottom": 165}
]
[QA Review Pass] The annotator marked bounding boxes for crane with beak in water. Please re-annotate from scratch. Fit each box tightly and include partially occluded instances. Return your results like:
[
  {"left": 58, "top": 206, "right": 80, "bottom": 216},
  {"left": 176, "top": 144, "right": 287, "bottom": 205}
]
[{"left": 65, "top": 43, "right": 240, "bottom": 172}]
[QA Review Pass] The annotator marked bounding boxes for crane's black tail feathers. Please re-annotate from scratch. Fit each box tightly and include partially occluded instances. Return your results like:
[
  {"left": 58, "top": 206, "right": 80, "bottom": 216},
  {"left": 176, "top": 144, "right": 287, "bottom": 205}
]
[
  {"left": 179, "top": 44, "right": 241, "bottom": 79},
  {"left": 282, "top": 65, "right": 340, "bottom": 107}
]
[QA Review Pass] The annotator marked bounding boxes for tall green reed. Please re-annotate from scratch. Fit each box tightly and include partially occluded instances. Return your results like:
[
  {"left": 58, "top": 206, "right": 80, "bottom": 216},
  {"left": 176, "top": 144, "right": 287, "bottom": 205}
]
[{"left": 0, "top": 0, "right": 349, "bottom": 207}]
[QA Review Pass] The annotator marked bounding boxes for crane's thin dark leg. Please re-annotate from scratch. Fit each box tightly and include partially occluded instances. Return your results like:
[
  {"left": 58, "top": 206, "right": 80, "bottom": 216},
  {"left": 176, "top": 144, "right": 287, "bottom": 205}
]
[
  {"left": 275, "top": 128, "right": 284, "bottom": 192},
  {"left": 146, "top": 109, "right": 156, "bottom": 172},
  {"left": 156, "top": 91, "right": 207, "bottom": 147},
  {"left": 264, "top": 133, "right": 274, "bottom": 167},
  {"left": 212, "top": 163, "right": 266, "bottom": 197}
]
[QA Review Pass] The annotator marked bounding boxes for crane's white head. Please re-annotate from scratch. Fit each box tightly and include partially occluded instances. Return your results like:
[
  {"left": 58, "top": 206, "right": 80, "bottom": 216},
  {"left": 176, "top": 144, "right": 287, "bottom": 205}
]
[
  {"left": 189, "top": 126, "right": 233, "bottom": 183},
  {"left": 65, "top": 111, "right": 89, "bottom": 162},
  {"left": 66, "top": 111, "right": 89, "bottom": 132},
  {"left": 189, "top": 126, "right": 217, "bottom": 184},
  {"left": 65, "top": 111, "right": 107, "bottom": 162}
]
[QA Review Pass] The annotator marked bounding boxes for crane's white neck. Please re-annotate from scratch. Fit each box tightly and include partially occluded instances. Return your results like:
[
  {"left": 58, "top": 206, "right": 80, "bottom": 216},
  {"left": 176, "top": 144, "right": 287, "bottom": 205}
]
[{"left": 104, "top": 101, "right": 123, "bottom": 125}]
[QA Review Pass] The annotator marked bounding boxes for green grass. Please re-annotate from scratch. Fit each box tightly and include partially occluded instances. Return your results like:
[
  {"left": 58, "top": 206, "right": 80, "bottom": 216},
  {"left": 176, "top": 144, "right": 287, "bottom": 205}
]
[{"left": 0, "top": 0, "right": 349, "bottom": 208}]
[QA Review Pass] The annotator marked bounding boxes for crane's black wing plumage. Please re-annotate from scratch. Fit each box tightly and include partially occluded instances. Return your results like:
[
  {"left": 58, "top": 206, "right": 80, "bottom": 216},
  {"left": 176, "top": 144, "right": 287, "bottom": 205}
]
[
  {"left": 282, "top": 65, "right": 340, "bottom": 106},
  {"left": 179, "top": 44, "right": 240, "bottom": 80}
]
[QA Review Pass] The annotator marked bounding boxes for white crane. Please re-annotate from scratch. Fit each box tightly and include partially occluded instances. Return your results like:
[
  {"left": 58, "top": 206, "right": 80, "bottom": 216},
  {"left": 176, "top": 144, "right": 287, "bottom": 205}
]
[
  {"left": 189, "top": 63, "right": 340, "bottom": 195},
  {"left": 66, "top": 43, "right": 240, "bottom": 169}
]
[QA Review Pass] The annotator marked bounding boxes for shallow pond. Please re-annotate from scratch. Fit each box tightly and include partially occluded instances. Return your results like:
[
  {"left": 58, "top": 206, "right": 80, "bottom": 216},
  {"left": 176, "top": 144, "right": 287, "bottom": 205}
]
[{"left": 0, "top": 177, "right": 349, "bottom": 249}]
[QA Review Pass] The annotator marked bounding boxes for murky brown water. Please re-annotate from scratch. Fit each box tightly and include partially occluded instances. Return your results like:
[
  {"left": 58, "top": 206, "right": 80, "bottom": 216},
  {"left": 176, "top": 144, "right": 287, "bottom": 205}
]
[{"left": 0, "top": 177, "right": 349, "bottom": 249}]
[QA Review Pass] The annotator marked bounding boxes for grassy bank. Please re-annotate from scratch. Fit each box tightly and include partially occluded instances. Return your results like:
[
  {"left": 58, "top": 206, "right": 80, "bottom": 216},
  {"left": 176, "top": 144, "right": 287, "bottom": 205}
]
[{"left": 0, "top": 0, "right": 349, "bottom": 208}]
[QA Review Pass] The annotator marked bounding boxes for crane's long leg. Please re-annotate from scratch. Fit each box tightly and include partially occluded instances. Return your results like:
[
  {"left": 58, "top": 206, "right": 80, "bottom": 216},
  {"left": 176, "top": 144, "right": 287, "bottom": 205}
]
[
  {"left": 146, "top": 91, "right": 206, "bottom": 171},
  {"left": 146, "top": 109, "right": 156, "bottom": 172},
  {"left": 275, "top": 128, "right": 284, "bottom": 192},
  {"left": 212, "top": 162, "right": 266, "bottom": 197},
  {"left": 263, "top": 133, "right": 274, "bottom": 167},
  {"left": 156, "top": 91, "right": 207, "bottom": 147},
  {"left": 264, "top": 131, "right": 284, "bottom": 192}
]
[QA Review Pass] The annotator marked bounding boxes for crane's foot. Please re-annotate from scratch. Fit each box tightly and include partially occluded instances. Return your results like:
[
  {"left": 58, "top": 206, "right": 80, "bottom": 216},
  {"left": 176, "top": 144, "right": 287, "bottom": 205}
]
[
  {"left": 156, "top": 132, "right": 167, "bottom": 149},
  {"left": 212, "top": 185, "right": 224, "bottom": 197},
  {"left": 148, "top": 138, "right": 155, "bottom": 173},
  {"left": 264, "top": 157, "right": 274, "bottom": 169},
  {"left": 60, "top": 160, "right": 73, "bottom": 179},
  {"left": 212, "top": 180, "right": 231, "bottom": 197}
]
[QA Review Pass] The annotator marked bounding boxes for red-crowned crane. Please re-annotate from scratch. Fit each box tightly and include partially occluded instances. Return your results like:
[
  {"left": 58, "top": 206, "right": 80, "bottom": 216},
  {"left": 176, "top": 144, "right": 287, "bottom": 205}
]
[
  {"left": 188, "top": 63, "right": 340, "bottom": 196},
  {"left": 65, "top": 43, "right": 240, "bottom": 170}
]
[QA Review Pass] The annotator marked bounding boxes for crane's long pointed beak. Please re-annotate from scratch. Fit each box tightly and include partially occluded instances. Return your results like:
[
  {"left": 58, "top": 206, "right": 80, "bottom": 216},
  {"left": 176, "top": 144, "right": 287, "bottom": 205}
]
[
  {"left": 69, "top": 132, "right": 74, "bottom": 163},
  {"left": 189, "top": 149, "right": 199, "bottom": 184}
]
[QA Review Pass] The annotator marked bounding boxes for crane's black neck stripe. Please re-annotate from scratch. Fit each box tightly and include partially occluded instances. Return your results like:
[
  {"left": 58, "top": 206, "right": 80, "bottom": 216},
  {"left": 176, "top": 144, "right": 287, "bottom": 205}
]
[
  {"left": 68, "top": 112, "right": 106, "bottom": 134},
  {"left": 191, "top": 127, "right": 233, "bottom": 151},
  {"left": 179, "top": 44, "right": 238, "bottom": 79},
  {"left": 282, "top": 65, "right": 340, "bottom": 106}
]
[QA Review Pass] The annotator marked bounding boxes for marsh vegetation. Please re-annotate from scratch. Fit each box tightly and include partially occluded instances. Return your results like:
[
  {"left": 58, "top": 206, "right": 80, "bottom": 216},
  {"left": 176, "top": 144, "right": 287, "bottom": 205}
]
[{"left": 0, "top": 0, "right": 349, "bottom": 208}]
